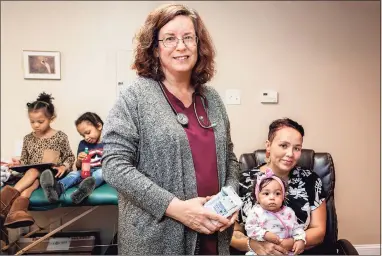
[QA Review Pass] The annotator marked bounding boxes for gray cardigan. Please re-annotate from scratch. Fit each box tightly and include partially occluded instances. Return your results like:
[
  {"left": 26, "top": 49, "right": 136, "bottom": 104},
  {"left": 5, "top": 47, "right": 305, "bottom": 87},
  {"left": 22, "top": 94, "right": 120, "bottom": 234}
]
[{"left": 102, "top": 77, "right": 239, "bottom": 255}]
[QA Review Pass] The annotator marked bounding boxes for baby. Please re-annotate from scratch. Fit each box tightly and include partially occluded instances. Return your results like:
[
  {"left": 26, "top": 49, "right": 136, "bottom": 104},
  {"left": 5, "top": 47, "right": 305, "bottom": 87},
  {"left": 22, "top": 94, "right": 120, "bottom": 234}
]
[{"left": 245, "top": 169, "right": 306, "bottom": 255}]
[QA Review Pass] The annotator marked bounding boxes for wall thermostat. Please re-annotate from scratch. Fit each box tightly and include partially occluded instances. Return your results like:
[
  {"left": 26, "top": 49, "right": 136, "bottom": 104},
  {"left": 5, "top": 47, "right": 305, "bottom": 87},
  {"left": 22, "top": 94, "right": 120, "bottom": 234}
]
[{"left": 260, "top": 90, "right": 278, "bottom": 103}]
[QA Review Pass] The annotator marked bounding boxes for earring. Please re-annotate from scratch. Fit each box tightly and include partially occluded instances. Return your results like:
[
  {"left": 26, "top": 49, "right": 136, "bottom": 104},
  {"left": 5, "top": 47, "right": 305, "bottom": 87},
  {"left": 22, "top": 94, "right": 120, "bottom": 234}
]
[{"left": 264, "top": 151, "right": 271, "bottom": 164}]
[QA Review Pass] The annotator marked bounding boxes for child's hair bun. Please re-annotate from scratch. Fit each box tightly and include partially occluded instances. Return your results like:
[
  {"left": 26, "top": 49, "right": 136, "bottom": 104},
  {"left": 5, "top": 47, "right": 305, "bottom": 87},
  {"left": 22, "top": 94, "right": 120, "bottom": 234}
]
[
  {"left": 27, "top": 92, "right": 56, "bottom": 118},
  {"left": 36, "top": 92, "right": 54, "bottom": 104}
]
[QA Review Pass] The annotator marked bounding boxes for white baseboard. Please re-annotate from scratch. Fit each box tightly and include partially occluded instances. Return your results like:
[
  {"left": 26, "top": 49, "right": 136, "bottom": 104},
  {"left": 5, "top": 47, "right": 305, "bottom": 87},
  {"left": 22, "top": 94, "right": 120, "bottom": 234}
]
[{"left": 354, "top": 244, "right": 381, "bottom": 255}]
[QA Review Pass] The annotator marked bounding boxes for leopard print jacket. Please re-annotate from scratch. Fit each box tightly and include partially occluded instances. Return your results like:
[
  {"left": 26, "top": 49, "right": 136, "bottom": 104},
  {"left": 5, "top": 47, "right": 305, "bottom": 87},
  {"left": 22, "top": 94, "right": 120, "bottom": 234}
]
[{"left": 20, "top": 130, "right": 75, "bottom": 170}]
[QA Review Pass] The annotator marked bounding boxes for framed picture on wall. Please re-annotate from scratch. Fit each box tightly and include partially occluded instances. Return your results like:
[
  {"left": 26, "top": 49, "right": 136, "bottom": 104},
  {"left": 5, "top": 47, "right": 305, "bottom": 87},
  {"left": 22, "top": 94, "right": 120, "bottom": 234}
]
[{"left": 23, "top": 50, "right": 61, "bottom": 80}]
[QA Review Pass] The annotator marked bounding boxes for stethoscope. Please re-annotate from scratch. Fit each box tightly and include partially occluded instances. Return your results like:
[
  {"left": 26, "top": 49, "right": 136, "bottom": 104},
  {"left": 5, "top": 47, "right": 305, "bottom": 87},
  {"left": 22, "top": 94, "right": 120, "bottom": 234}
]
[{"left": 158, "top": 81, "right": 216, "bottom": 129}]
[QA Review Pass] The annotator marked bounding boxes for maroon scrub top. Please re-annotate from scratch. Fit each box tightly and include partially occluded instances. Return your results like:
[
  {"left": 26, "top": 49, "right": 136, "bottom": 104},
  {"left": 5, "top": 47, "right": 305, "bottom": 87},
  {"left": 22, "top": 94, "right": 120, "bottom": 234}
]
[{"left": 162, "top": 85, "right": 219, "bottom": 255}]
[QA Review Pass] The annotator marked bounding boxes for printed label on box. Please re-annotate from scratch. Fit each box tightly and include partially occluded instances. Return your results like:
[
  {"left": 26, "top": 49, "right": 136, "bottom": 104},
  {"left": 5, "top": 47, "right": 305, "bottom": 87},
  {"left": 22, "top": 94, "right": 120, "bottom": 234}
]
[{"left": 46, "top": 237, "right": 71, "bottom": 251}]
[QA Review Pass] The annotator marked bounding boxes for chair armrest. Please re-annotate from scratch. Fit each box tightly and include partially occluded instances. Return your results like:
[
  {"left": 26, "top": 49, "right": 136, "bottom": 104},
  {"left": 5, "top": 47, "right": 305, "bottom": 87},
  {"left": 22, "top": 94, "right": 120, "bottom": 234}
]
[{"left": 337, "top": 239, "right": 359, "bottom": 255}]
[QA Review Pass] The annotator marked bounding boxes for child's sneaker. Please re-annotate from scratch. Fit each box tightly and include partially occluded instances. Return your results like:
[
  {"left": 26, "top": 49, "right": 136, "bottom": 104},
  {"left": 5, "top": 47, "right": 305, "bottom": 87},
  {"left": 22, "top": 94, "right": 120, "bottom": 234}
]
[
  {"left": 40, "top": 169, "right": 63, "bottom": 203},
  {"left": 71, "top": 177, "right": 96, "bottom": 204}
]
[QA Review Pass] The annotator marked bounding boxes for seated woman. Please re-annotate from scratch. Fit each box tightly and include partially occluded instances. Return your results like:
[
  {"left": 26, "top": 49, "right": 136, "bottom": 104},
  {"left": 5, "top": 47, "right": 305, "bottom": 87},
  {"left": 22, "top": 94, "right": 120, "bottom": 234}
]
[{"left": 231, "top": 118, "right": 327, "bottom": 255}]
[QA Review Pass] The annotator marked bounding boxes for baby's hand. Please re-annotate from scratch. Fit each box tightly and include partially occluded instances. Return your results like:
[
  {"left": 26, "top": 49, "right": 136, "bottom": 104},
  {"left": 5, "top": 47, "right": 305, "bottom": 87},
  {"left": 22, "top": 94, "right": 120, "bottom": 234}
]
[
  {"left": 264, "top": 231, "right": 281, "bottom": 245},
  {"left": 77, "top": 152, "right": 87, "bottom": 162},
  {"left": 292, "top": 240, "right": 305, "bottom": 255}
]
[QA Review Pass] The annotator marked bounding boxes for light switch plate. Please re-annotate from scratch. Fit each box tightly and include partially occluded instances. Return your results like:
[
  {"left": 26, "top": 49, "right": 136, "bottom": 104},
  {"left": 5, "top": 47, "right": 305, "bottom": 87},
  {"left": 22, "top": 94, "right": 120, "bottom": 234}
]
[{"left": 225, "top": 89, "right": 241, "bottom": 105}]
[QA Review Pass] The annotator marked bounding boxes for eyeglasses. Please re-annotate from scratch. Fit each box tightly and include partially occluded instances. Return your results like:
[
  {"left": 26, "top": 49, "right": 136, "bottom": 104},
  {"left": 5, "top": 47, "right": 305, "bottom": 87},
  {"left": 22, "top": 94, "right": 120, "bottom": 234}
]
[{"left": 158, "top": 35, "right": 198, "bottom": 48}]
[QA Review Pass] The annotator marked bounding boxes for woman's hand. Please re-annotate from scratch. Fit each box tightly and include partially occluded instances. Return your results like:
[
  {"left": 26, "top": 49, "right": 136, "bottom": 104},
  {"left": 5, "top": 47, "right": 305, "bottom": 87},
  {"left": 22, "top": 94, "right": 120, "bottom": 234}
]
[
  {"left": 205, "top": 195, "right": 239, "bottom": 232},
  {"left": 218, "top": 210, "right": 239, "bottom": 232},
  {"left": 250, "top": 239, "right": 289, "bottom": 255},
  {"left": 166, "top": 197, "right": 230, "bottom": 235},
  {"left": 279, "top": 238, "right": 295, "bottom": 251},
  {"left": 53, "top": 165, "right": 66, "bottom": 178}
]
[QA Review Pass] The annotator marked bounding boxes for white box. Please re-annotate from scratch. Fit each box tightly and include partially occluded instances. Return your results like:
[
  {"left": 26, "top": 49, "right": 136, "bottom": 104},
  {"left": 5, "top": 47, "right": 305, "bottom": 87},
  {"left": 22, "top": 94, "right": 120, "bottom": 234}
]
[{"left": 260, "top": 90, "right": 278, "bottom": 103}]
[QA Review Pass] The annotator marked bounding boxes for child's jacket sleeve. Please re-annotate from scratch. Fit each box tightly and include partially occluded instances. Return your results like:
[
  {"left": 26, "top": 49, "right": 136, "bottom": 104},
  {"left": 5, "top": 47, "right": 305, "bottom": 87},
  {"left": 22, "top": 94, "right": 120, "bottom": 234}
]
[
  {"left": 291, "top": 213, "right": 306, "bottom": 243},
  {"left": 245, "top": 206, "right": 267, "bottom": 241}
]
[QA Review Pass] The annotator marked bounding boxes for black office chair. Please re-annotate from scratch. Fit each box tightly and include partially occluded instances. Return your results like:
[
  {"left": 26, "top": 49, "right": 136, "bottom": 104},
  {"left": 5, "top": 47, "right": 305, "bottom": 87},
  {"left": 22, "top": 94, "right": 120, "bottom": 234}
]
[{"left": 236, "top": 149, "right": 358, "bottom": 255}]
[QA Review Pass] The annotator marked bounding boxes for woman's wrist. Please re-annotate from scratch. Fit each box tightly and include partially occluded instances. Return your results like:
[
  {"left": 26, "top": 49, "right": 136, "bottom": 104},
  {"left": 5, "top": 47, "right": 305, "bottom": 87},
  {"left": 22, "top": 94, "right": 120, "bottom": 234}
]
[
  {"left": 249, "top": 238, "right": 261, "bottom": 253},
  {"left": 231, "top": 230, "right": 250, "bottom": 252},
  {"left": 165, "top": 197, "right": 183, "bottom": 221},
  {"left": 247, "top": 238, "right": 255, "bottom": 253}
]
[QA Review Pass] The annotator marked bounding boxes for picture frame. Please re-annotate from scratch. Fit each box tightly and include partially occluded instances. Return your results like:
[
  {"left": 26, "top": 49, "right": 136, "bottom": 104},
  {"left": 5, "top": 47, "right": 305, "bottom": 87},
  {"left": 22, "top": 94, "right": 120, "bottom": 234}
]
[{"left": 23, "top": 51, "right": 61, "bottom": 80}]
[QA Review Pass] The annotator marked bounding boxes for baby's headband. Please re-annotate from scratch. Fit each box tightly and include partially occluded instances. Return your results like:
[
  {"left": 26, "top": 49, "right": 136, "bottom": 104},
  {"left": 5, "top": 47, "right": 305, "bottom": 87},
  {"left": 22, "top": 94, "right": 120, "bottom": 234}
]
[{"left": 254, "top": 168, "right": 286, "bottom": 200}]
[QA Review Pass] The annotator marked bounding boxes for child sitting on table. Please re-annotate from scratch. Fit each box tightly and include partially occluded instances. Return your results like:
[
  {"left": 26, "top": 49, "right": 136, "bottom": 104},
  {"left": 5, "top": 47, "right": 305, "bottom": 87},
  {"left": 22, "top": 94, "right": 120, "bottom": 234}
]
[
  {"left": 41, "top": 112, "right": 105, "bottom": 204},
  {"left": 0, "top": 92, "right": 75, "bottom": 228}
]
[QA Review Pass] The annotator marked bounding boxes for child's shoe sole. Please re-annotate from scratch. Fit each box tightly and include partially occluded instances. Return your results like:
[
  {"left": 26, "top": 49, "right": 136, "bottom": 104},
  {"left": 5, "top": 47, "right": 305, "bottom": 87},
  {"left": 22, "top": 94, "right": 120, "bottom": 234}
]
[
  {"left": 40, "top": 169, "right": 59, "bottom": 203},
  {"left": 71, "top": 177, "right": 96, "bottom": 204}
]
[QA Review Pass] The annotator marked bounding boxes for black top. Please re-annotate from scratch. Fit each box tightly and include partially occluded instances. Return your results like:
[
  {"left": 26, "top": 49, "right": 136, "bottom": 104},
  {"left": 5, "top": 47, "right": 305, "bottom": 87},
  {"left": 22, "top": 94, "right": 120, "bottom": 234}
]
[{"left": 238, "top": 164, "right": 326, "bottom": 231}]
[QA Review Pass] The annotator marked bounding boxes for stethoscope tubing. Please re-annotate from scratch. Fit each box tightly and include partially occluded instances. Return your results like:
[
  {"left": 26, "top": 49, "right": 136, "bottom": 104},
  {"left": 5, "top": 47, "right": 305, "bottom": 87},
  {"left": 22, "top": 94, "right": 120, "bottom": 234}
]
[{"left": 157, "top": 81, "right": 215, "bottom": 129}]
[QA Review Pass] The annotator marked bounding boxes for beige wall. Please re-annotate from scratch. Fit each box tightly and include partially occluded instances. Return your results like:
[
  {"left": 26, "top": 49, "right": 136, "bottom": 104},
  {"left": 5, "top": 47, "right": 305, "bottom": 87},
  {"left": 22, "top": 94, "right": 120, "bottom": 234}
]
[{"left": 1, "top": 1, "right": 380, "bottom": 245}]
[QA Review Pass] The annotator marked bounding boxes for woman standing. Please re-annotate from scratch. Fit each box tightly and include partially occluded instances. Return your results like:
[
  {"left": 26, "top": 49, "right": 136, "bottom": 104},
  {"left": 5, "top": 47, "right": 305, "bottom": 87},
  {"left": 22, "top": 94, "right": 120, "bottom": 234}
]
[{"left": 102, "top": 4, "right": 239, "bottom": 255}]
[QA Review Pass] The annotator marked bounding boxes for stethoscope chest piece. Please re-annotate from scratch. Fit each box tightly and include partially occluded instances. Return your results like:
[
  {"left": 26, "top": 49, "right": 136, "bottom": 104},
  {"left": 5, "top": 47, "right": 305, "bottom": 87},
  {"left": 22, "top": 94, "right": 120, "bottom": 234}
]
[
  {"left": 158, "top": 80, "right": 215, "bottom": 129},
  {"left": 176, "top": 113, "right": 189, "bottom": 126}
]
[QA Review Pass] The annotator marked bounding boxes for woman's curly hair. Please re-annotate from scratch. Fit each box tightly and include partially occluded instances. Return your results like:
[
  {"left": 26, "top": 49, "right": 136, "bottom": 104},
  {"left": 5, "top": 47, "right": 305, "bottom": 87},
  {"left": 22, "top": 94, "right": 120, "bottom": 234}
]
[{"left": 132, "top": 4, "right": 216, "bottom": 89}]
